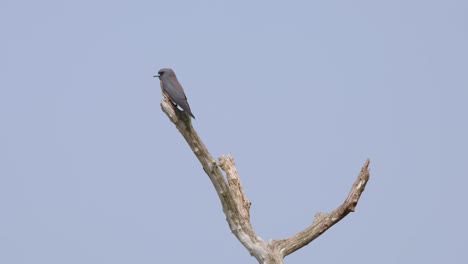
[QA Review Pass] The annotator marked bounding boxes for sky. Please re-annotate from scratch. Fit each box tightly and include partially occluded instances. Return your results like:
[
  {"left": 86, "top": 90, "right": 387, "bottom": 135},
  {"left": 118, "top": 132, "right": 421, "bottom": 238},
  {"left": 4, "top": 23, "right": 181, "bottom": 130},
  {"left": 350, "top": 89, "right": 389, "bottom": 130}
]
[{"left": 1, "top": 0, "right": 467, "bottom": 263}]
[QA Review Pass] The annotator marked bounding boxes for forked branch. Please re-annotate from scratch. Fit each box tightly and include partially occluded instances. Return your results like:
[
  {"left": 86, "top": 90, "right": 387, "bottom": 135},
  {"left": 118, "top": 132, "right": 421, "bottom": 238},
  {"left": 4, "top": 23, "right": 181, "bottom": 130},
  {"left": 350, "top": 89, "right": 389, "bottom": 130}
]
[{"left": 161, "top": 98, "right": 370, "bottom": 264}]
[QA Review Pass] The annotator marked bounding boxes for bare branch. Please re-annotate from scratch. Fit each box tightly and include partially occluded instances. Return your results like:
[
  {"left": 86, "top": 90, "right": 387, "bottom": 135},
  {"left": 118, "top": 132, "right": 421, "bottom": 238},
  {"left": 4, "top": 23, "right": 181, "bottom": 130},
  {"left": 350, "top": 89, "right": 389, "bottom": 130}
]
[
  {"left": 271, "top": 160, "right": 371, "bottom": 257},
  {"left": 218, "top": 155, "right": 252, "bottom": 221},
  {"left": 161, "top": 98, "right": 371, "bottom": 264},
  {"left": 160, "top": 99, "right": 271, "bottom": 263}
]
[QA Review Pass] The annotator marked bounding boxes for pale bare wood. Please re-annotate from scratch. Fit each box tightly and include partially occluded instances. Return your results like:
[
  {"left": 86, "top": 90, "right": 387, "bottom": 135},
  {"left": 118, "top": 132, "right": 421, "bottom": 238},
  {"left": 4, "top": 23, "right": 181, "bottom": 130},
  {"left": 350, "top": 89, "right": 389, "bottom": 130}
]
[
  {"left": 160, "top": 98, "right": 370, "bottom": 264},
  {"left": 160, "top": 99, "right": 272, "bottom": 263},
  {"left": 270, "top": 160, "right": 370, "bottom": 257}
]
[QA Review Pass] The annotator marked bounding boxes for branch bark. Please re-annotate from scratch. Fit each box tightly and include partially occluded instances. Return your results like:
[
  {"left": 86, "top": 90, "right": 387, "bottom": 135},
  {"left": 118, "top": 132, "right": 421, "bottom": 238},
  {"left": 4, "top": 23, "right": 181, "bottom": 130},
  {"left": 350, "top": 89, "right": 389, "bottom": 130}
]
[{"left": 161, "top": 99, "right": 371, "bottom": 264}]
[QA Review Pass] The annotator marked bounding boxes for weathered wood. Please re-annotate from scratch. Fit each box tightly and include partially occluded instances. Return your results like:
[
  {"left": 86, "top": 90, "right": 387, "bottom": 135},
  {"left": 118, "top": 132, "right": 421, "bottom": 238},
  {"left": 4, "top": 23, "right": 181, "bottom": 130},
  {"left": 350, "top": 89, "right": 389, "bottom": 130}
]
[{"left": 161, "top": 98, "right": 370, "bottom": 264}]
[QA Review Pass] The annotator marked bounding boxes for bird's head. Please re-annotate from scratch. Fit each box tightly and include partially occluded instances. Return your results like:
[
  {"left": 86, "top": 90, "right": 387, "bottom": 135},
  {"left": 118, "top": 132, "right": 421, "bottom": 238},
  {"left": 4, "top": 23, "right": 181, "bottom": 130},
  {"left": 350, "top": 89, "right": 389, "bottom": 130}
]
[{"left": 153, "top": 68, "right": 174, "bottom": 80}]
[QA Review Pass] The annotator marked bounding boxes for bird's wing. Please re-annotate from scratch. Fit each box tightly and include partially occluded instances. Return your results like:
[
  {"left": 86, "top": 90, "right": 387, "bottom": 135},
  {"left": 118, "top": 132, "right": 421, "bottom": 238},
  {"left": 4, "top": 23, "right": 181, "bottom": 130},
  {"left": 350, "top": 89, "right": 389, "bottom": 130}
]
[{"left": 164, "top": 77, "right": 187, "bottom": 103}]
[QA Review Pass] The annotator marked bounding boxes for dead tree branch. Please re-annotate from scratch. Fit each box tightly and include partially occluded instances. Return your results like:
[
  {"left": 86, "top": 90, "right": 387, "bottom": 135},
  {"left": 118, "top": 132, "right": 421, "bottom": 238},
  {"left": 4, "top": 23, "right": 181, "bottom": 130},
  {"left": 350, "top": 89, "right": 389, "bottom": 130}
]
[{"left": 161, "top": 98, "right": 371, "bottom": 264}]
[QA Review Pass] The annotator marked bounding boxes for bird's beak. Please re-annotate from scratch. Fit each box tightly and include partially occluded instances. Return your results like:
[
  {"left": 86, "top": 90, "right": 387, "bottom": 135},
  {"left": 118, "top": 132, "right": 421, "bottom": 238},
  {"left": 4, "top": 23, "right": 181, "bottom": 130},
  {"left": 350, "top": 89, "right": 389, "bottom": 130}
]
[{"left": 153, "top": 74, "right": 160, "bottom": 78}]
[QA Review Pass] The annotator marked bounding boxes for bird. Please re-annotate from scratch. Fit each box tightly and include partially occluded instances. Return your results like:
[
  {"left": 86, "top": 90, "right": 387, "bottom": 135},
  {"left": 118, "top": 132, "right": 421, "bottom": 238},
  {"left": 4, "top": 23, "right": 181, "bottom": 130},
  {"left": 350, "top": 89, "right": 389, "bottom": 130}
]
[{"left": 154, "top": 68, "right": 195, "bottom": 119}]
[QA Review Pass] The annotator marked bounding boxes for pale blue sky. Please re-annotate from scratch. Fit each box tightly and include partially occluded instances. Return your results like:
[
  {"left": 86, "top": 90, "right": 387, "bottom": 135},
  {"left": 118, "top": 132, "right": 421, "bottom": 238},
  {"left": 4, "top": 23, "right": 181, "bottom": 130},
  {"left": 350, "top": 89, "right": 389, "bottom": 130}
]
[{"left": 1, "top": 0, "right": 467, "bottom": 263}]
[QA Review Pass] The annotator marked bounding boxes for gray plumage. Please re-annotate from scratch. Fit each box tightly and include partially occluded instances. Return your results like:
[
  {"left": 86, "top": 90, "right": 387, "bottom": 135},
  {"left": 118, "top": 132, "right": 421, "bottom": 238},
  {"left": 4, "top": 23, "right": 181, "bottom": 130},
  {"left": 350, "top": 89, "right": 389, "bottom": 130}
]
[{"left": 154, "top": 68, "right": 195, "bottom": 119}]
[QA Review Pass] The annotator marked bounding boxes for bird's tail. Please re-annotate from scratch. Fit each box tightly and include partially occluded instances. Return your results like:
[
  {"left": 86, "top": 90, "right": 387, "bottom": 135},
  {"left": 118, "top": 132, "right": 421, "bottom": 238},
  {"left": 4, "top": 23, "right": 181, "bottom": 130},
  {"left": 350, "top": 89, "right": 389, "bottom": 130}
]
[{"left": 182, "top": 102, "right": 195, "bottom": 119}]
